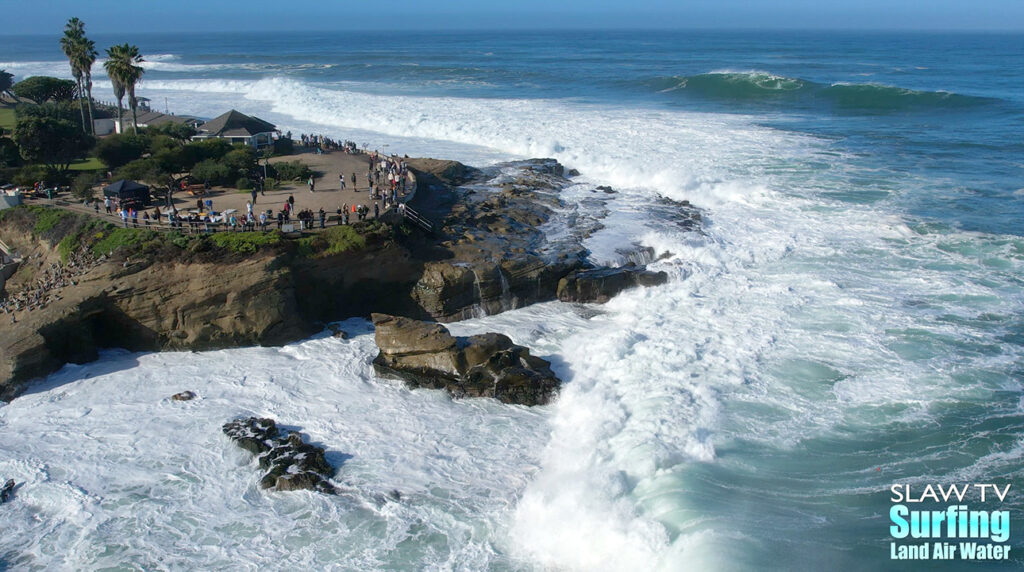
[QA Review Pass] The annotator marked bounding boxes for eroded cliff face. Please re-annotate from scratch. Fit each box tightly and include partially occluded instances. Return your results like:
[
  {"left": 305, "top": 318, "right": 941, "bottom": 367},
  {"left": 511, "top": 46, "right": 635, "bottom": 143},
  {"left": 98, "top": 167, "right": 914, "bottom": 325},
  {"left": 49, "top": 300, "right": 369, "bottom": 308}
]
[{"left": 0, "top": 245, "right": 313, "bottom": 400}]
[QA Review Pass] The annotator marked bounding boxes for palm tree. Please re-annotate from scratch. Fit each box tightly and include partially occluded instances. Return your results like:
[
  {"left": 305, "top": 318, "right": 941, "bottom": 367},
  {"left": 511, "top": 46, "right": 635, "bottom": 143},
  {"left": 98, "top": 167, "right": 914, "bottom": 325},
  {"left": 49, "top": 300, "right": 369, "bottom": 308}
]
[
  {"left": 77, "top": 38, "right": 98, "bottom": 135},
  {"left": 60, "top": 17, "right": 88, "bottom": 133},
  {"left": 104, "top": 44, "right": 145, "bottom": 135},
  {"left": 0, "top": 70, "right": 13, "bottom": 101},
  {"left": 103, "top": 46, "right": 127, "bottom": 134}
]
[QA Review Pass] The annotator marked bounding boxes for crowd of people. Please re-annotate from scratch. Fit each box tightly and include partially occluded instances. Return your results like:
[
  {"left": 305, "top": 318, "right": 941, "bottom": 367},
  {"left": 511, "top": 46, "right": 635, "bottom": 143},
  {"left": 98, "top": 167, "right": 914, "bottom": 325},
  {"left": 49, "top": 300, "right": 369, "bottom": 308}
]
[{"left": 297, "top": 133, "right": 358, "bottom": 154}]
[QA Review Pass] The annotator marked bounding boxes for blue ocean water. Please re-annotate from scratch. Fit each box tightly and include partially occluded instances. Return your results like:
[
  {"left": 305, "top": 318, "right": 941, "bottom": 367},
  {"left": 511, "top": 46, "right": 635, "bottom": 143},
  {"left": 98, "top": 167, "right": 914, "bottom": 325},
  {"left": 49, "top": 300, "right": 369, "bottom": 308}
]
[{"left": 2, "top": 31, "right": 1023, "bottom": 570}]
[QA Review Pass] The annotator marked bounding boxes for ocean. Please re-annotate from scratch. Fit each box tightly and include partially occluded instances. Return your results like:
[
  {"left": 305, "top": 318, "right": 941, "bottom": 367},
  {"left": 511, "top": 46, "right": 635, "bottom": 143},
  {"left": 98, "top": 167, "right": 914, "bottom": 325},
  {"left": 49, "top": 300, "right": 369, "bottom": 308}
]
[{"left": 1, "top": 30, "right": 1023, "bottom": 570}]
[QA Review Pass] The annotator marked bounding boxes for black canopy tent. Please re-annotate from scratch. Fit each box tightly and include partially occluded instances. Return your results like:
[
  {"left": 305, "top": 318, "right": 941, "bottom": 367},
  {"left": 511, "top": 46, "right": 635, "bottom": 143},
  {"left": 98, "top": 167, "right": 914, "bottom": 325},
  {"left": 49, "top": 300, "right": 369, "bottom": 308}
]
[{"left": 103, "top": 180, "right": 151, "bottom": 207}]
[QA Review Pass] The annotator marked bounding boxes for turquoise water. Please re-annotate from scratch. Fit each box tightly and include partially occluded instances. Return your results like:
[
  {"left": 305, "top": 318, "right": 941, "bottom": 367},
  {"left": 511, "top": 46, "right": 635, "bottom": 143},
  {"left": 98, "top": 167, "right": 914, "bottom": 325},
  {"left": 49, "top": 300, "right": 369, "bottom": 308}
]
[{"left": 2, "top": 30, "right": 1022, "bottom": 570}]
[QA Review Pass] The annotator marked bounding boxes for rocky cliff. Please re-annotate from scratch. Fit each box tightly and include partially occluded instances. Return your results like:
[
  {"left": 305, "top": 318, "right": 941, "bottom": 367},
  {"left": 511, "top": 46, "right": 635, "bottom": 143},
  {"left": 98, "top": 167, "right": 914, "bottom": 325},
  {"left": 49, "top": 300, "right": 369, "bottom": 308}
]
[{"left": 1, "top": 158, "right": 690, "bottom": 399}]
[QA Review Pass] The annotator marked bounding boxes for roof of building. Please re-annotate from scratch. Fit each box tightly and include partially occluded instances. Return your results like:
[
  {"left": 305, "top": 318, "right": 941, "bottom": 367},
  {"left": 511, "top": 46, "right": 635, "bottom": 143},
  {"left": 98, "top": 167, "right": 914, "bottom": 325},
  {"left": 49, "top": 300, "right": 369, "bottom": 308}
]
[
  {"left": 134, "top": 110, "right": 200, "bottom": 127},
  {"left": 197, "top": 110, "right": 277, "bottom": 138}
]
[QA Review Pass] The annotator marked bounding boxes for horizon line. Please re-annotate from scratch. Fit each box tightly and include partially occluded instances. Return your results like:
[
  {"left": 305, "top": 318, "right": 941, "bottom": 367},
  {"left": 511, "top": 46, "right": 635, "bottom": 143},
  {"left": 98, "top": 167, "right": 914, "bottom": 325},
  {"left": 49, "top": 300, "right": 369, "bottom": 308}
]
[{"left": 5, "top": 26, "right": 1024, "bottom": 37}]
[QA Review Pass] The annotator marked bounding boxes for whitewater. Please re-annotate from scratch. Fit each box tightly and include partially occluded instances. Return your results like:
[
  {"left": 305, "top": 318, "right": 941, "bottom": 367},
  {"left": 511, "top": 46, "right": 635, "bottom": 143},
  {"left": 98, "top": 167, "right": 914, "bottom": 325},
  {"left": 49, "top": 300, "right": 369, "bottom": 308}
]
[{"left": 2, "top": 31, "right": 1023, "bottom": 570}]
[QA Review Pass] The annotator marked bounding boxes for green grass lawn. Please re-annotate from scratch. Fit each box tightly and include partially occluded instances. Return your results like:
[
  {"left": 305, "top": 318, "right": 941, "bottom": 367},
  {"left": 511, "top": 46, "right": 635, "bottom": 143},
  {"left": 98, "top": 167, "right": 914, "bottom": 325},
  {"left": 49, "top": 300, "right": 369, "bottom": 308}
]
[
  {"left": 0, "top": 107, "right": 15, "bottom": 131},
  {"left": 68, "top": 157, "right": 106, "bottom": 171}
]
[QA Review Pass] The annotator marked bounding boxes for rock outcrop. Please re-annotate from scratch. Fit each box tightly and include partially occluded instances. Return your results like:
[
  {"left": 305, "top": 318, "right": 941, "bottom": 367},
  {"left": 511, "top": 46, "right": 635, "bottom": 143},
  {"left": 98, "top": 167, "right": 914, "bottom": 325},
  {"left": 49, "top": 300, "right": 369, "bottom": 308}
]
[
  {"left": 223, "top": 417, "right": 336, "bottom": 494},
  {"left": 370, "top": 313, "right": 560, "bottom": 405},
  {"left": 556, "top": 264, "right": 669, "bottom": 304},
  {"left": 0, "top": 157, "right": 692, "bottom": 399}
]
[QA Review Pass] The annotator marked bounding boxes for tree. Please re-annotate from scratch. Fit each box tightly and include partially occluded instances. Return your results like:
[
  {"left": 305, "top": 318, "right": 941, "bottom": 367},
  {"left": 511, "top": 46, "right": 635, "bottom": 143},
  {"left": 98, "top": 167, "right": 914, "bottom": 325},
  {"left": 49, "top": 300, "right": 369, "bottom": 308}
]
[
  {"left": 0, "top": 70, "right": 14, "bottom": 100},
  {"left": 11, "top": 76, "right": 77, "bottom": 104},
  {"left": 148, "top": 122, "right": 197, "bottom": 145},
  {"left": 0, "top": 138, "right": 21, "bottom": 168},
  {"left": 15, "top": 101, "right": 79, "bottom": 124},
  {"left": 13, "top": 115, "right": 93, "bottom": 179},
  {"left": 104, "top": 44, "right": 144, "bottom": 135},
  {"left": 95, "top": 133, "right": 148, "bottom": 169},
  {"left": 60, "top": 17, "right": 88, "bottom": 133}
]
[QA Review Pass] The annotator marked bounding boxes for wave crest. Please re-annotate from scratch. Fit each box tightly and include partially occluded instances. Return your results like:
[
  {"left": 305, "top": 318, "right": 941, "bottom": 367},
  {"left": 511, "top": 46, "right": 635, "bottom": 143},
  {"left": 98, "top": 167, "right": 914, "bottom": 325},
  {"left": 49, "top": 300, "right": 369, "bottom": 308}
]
[{"left": 647, "top": 71, "right": 996, "bottom": 112}]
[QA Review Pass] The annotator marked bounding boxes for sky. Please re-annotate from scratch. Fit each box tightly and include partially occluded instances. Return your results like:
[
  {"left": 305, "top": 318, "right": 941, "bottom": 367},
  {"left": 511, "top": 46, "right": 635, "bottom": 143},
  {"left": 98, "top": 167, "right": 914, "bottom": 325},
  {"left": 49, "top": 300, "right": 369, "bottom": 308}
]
[{"left": 4, "top": 0, "right": 1024, "bottom": 33}]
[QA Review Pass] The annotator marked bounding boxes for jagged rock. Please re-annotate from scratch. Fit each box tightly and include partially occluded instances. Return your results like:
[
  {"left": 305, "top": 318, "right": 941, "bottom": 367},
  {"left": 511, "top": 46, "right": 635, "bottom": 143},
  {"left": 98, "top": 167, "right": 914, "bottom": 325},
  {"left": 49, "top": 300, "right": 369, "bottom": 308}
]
[
  {"left": 171, "top": 390, "right": 197, "bottom": 401},
  {"left": 371, "top": 314, "right": 560, "bottom": 406},
  {"left": 223, "top": 417, "right": 337, "bottom": 494},
  {"left": 556, "top": 264, "right": 669, "bottom": 304}
]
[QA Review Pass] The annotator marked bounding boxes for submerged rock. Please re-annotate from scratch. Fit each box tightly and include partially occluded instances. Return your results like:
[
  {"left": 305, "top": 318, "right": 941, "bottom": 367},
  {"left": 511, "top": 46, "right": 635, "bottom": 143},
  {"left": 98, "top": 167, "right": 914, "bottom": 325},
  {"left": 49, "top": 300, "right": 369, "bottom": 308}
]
[
  {"left": 223, "top": 417, "right": 337, "bottom": 494},
  {"left": 371, "top": 313, "right": 560, "bottom": 406},
  {"left": 556, "top": 264, "right": 669, "bottom": 304}
]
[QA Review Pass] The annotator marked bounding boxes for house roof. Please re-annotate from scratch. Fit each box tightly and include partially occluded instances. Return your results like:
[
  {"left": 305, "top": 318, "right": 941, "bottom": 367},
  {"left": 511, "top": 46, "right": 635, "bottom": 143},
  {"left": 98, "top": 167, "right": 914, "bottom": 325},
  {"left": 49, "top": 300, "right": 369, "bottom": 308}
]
[
  {"left": 135, "top": 110, "right": 200, "bottom": 127},
  {"left": 198, "top": 110, "right": 276, "bottom": 138}
]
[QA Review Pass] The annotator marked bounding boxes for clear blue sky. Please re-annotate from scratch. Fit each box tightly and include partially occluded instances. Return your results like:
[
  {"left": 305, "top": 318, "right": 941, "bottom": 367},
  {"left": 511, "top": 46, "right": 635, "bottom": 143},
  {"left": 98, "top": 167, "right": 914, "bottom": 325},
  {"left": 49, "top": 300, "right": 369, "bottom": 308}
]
[{"left": 5, "top": 0, "right": 1024, "bottom": 33}]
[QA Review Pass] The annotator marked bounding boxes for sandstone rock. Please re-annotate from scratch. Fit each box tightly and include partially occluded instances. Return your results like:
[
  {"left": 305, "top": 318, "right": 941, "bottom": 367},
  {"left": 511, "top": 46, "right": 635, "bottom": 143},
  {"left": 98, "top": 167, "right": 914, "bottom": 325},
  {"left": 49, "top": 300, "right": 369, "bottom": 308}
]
[
  {"left": 556, "top": 264, "right": 669, "bottom": 304},
  {"left": 371, "top": 314, "right": 560, "bottom": 405},
  {"left": 223, "top": 417, "right": 337, "bottom": 494}
]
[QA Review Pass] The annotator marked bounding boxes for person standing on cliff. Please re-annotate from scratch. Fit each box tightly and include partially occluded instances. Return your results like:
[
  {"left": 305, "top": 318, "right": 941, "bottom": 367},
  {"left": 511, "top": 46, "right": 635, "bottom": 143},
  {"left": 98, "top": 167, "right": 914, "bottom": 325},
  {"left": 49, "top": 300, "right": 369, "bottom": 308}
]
[
  {"left": 308, "top": 176, "right": 315, "bottom": 193},
  {"left": 339, "top": 173, "right": 345, "bottom": 191},
  {"left": 251, "top": 188, "right": 258, "bottom": 205}
]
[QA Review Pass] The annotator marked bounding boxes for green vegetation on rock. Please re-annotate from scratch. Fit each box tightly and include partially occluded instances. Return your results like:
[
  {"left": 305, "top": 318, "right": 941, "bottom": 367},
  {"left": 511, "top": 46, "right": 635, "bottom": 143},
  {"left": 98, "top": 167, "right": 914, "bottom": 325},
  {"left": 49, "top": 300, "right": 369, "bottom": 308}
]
[{"left": 209, "top": 231, "right": 283, "bottom": 253}]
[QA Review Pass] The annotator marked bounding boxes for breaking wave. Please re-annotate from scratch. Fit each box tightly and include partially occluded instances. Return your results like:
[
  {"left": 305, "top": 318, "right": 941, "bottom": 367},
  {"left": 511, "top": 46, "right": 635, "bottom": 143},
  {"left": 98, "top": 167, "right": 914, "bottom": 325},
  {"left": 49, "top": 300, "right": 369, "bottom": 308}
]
[{"left": 646, "top": 70, "right": 997, "bottom": 112}]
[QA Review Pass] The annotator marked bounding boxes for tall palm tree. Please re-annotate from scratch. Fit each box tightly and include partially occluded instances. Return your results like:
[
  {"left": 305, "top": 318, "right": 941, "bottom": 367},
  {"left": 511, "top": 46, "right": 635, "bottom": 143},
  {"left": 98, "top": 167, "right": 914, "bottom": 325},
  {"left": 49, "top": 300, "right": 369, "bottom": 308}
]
[
  {"left": 76, "top": 38, "right": 98, "bottom": 135},
  {"left": 60, "top": 17, "right": 88, "bottom": 133},
  {"left": 103, "top": 45, "right": 128, "bottom": 134},
  {"left": 104, "top": 43, "right": 145, "bottom": 135}
]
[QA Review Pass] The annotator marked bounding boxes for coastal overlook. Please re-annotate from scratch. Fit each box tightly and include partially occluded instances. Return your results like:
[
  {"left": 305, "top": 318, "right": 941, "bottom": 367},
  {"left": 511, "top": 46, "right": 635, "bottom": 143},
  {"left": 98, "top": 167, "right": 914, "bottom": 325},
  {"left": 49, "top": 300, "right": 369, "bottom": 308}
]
[{"left": 0, "top": 8, "right": 1022, "bottom": 572}]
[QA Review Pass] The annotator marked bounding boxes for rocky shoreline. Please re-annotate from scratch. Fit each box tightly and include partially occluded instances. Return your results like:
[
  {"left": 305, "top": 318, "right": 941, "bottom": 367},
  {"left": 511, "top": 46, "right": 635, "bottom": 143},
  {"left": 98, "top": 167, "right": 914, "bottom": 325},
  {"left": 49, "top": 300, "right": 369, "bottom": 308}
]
[{"left": 0, "top": 157, "right": 696, "bottom": 400}]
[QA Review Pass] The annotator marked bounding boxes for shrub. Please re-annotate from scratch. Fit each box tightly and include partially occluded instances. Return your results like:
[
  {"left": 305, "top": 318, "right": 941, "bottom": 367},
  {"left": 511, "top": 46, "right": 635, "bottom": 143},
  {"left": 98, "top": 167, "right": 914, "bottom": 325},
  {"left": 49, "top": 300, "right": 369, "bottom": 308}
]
[
  {"left": 235, "top": 177, "right": 252, "bottom": 190},
  {"left": 209, "top": 231, "right": 282, "bottom": 253},
  {"left": 96, "top": 133, "right": 148, "bottom": 169},
  {"left": 13, "top": 164, "right": 48, "bottom": 187},
  {"left": 90, "top": 227, "right": 150, "bottom": 257},
  {"left": 271, "top": 160, "right": 311, "bottom": 181},
  {"left": 272, "top": 138, "right": 294, "bottom": 156},
  {"left": 58, "top": 232, "right": 81, "bottom": 262},
  {"left": 71, "top": 172, "right": 101, "bottom": 201},
  {"left": 190, "top": 159, "right": 231, "bottom": 185},
  {"left": 224, "top": 147, "right": 256, "bottom": 177},
  {"left": 32, "top": 206, "right": 68, "bottom": 234},
  {"left": 296, "top": 225, "right": 366, "bottom": 258}
]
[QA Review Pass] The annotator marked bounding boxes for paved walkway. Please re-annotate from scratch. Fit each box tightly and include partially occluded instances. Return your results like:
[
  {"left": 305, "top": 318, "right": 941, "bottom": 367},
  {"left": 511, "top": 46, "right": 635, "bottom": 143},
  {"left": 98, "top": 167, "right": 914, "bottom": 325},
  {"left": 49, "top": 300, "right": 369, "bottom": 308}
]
[{"left": 49, "top": 149, "right": 415, "bottom": 232}]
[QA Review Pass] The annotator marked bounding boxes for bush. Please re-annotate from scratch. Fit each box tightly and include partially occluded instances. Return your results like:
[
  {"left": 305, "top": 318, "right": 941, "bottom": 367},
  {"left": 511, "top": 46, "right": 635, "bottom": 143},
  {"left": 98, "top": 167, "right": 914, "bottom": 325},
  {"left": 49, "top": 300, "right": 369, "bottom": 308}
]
[
  {"left": 272, "top": 160, "right": 311, "bottom": 181},
  {"left": 58, "top": 232, "right": 81, "bottom": 262},
  {"left": 71, "top": 172, "right": 101, "bottom": 201},
  {"left": 190, "top": 159, "right": 231, "bottom": 185},
  {"left": 32, "top": 206, "right": 69, "bottom": 234},
  {"left": 235, "top": 177, "right": 252, "bottom": 190},
  {"left": 13, "top": 165, "right": 47, "bottom": 187},
  {"left": 296, "top": 225, "right": 366, "bottom": 258},
  {"left": 272, "top": 138, "right": 294, "bottom": 156},
  {"left": 209, "top": 231, "right": 282, "bottom": 253},
  {"left": 96, "top": 133, "right": 148, "bottom": 169},
  {"left": 90, "top": 227, "right": 151, "bottom": 257}
]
